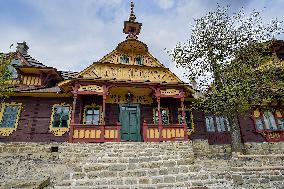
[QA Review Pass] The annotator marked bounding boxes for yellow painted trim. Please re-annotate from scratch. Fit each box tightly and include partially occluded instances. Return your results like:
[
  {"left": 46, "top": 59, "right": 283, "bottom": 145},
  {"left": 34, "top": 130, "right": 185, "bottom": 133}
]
[
  {"left": 0, "top": 102, "right": 22, "bottom": 136},
  {"left": 253, "top": 109, "right": 261, "bottom": 118},
  {"left": 49, "top": 103, "right": 72, "bottom": 136},
  {"left": 153, "top": 107, "right": 169, "bottom": 124},
  {"left": 83, "top": 104, "right": 102, "bottom": 125},
  {"left": 178, "top": 108, "right": 195, "bottom": 136},
  {"left": 5, "top": 92, "right": 72, "bottom": 98}
]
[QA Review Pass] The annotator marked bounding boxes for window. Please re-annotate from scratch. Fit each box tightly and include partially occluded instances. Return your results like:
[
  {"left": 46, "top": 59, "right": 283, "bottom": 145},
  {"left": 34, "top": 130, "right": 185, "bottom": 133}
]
[
  {"left": 84, "top": 106, "right": 100, "bottom": 125},
  {"left": 205, "top": 116, "right": 215, "bottom": 132},
  {"left": 178, "top": 110, "right": 193, "bottom": 129},
  {"left": 253, "top": 109, "right": 284, "bottom": 131},
  {"left": 263, "top": 111, "right": 278, "bottom": 130},
  {"left": 205, "top": 115, "right": 230, "bottom": 132},
  {"left": 0, "top": 103, "right": 22, "bottom": 136},
  {"left": 277, "top": 118, "right": 284, "bottom": 130},
  {"left": 51, "top": 105, "right": 70, "bottom": 128},
  {"left": 153, "top": 108, "right": 169, "bottom": 124},
  {"left": 120, "top": 54, "right": 129, "bottom": 64},
  {"left": 0, "top": 103, "right": 21, "bottom": 128},
  {"left": 135, "top": 56, "right": 144, "bottom": 65}
]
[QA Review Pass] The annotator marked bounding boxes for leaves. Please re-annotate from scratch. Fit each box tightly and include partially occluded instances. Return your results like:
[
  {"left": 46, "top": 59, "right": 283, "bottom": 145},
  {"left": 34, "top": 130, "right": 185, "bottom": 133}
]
[
  {"left": 0, "top": 53, "right": 14, "bottom": 98},
  {"left": 170, "top": 5, "right": 284, "bottom": 116}
]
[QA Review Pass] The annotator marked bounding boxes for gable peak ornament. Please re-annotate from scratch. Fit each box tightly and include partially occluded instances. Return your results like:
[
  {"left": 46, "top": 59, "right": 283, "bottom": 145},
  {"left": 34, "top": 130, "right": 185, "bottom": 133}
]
[{"left": 123, "top": 1, "right": 142, "bottom": 40}]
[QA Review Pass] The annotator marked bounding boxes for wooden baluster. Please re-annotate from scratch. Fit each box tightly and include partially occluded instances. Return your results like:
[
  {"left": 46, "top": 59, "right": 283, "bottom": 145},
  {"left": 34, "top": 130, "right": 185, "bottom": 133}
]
[{"left": 116, "top": 122, "right": 121, "bottom": 142}]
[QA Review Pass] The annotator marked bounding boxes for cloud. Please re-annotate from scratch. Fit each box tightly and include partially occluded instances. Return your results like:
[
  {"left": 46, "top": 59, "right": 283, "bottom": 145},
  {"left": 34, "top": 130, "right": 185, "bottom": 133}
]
[
  {"left": 154, "top": 0, "right": 175, "bottom": 10},
  {"left": 0, "top": 0, "right": 283, "bottom": 82}
]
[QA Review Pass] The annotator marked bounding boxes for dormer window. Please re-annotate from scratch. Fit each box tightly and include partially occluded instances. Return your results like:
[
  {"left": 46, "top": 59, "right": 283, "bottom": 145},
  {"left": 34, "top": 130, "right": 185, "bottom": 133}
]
[
  {"left": 120, "top": 55, "right": 129, "bottom": 64},
  {"left": 135, "top": 56, "right": 143, "bottom": 65}
]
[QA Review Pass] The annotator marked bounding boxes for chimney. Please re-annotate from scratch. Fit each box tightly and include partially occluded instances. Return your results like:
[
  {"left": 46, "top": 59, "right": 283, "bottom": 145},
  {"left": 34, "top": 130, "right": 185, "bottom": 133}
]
[{"left": 16, "top": 41, "right": 29, "bottom": 54}]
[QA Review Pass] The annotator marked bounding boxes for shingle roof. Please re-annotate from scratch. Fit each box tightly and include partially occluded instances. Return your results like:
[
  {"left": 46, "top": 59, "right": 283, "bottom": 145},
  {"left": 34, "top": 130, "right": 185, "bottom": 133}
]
[
  {"left": 59, "top": 71, "right": 79, "bottom": 79},
  {"left": 14, "top": 85, "right": 62, "bottom": 93},
  {"left": 21, "top": 53, "right": 47, "bottom": 68}
]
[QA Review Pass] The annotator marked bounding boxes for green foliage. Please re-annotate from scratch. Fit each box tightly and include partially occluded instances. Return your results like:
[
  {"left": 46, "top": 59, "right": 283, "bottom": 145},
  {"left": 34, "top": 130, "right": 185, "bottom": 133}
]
[
  {"left": 0, "top": 53, "right": 14, "bottom": 98},
  {"left": 170, "top": 5, "right": 284, "bottom": 115}
]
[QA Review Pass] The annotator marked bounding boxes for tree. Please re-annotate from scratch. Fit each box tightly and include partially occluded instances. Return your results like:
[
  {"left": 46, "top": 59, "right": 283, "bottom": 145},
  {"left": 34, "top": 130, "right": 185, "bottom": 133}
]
[
  {"left": 170, "top": 5, "right": 283, "bottom": 153},
  {"left": 0, "top": 53, "right": 14, "bottom": 99}
]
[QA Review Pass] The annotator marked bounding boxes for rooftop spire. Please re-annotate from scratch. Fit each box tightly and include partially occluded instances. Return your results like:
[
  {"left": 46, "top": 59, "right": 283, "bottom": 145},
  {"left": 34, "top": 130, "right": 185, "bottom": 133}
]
[
  {"left": 123, "top": 1, "right": 142, "bottom": 40},
  {"left": 129, "top": 1, "right": 136, "bottom": 22}
]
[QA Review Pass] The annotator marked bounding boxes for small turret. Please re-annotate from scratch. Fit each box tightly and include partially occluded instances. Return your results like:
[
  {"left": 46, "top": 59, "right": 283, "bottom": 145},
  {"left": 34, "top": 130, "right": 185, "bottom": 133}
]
[{"left": 123, "top": 1, "right": 142, "bottom": 40}]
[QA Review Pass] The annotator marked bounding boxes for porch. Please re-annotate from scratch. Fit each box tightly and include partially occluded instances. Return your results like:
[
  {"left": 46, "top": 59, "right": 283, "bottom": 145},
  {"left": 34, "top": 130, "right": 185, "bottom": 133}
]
[{"left": 69, "top": 83, "right": 193, "bottom": 142}]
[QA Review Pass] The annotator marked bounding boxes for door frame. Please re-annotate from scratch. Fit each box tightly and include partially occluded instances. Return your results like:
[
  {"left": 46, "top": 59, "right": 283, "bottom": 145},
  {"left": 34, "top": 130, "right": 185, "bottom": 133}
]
[{"left": 119, "top": 104, "right": 141, "bottom": 142}]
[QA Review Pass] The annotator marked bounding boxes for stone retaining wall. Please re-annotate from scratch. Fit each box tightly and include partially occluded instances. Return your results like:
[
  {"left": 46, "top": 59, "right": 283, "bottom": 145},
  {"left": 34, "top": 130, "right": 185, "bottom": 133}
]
[
  {"left": 0, "top": 142, "right": 283, "bottom": 189},
  {"left": 192, "top": 139, "right": 284, "bottom": 157}
]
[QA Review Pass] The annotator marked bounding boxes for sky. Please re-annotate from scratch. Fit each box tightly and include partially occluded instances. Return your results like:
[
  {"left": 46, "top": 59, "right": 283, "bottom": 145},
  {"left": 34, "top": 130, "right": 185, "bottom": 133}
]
[{"left": 0, "top": 0, "right": 283, "bottom": 82}]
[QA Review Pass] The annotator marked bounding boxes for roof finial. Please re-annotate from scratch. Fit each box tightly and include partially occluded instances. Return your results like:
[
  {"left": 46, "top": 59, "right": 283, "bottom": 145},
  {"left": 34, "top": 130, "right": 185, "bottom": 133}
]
[{"left": 129, "top": 1, "right": 136, "bottom": 22}]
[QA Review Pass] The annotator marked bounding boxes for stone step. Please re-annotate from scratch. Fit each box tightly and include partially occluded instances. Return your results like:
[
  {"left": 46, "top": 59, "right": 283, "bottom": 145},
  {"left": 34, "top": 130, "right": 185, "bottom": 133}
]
[
  {"left": 69, "top": 158, "right": 194, "bottom": 174},
  {"left": 231, "top": 154, "right": 284, "bottom": 167},
  {"left": 55, "top": 175, "right": 231, "bottom": 188}
]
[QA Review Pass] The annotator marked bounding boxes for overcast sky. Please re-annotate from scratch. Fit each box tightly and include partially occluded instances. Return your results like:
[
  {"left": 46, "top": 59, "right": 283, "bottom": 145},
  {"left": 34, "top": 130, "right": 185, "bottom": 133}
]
[{"left": 0, "top": 0, "right": 283, "bottom": 82}]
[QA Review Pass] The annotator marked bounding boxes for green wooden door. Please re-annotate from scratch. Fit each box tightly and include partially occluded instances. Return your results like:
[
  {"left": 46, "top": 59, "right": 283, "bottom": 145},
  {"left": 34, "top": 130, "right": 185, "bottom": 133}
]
[{"left": 120, "top": 105, "right": 141, "bottom": 141}]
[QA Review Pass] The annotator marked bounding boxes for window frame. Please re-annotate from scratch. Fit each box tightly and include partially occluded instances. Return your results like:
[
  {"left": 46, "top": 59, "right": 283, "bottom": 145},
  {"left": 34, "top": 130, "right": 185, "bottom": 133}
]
[
  {"left": 83, "top": 104, "right": 102, "bottom": 125},
  {"left": 178, "top": 108, "right": 195, "bottom": 136},
  {"left": 205, "top": 115, "right": 230, "bottom": 133},
  {"left": 253, "top": 109, "right": 284, "bottom": 132},
  {"left": 120, "top": 54, "right": 129, "bottom": 64},
  {"left": 153, "top": 108, "right": 169, "bottom": 125},
  {"left": 49, "top": 103, "right": 71, "bottom": 136},
  {"left": 0, "top": 102, "right": 22, "bottom": 136},
  {"left": 135, "top": 55, "right": 144, "bottom": 65}
]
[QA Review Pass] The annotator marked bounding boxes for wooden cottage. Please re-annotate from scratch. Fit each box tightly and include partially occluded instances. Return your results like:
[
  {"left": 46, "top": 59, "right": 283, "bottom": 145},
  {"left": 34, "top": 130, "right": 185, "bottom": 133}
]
[
  {"left": 0, "top": 2, "right": 283, "bottom": 144},
  {"left": 0, "top": 3, "right": 194, "bottom": 143}
]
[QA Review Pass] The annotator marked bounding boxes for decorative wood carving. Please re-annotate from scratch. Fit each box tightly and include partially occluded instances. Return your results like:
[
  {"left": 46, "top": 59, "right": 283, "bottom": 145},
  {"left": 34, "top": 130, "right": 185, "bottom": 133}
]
[
  {"left": 261, "top": 131, "right": 284, "bottom": 142},
  {"left": 78, "top": 85, "right": 103, "bottom": 93},
  {"left": 106, "top": 87, "right": 153, "bottom": 104},
  {"left": 82, "top": 64, "right": 179, "bottom": 83},
  {"left": 161, "top": 89, "right": 180, "bottom": 96},
  {"left": 101, "top": 50, "right": 161, "bottom": 67}
]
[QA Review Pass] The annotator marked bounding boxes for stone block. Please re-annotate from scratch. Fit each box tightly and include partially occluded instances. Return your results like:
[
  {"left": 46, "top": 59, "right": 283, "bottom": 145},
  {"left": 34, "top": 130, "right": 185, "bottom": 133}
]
[
  {"left": 108, "top": 164, "right": 127, "bottom": 171},
  {"left": 152, "top": 176, "right": 164, "bottom": 184},
  {"left": 124, "top": 178, "right": 138, "bottom": 185},
  {"left": 72, "top": 172, "right": 86, "bottom": 179},
  {"left": 232, "top": 175, "right": 243, "bottom": 185},
  {"left": 163, "top": 176, "right": 175, "bottom": 183},
  {"left": 139, "top": 177, "right": 150, "bottom": 184}
]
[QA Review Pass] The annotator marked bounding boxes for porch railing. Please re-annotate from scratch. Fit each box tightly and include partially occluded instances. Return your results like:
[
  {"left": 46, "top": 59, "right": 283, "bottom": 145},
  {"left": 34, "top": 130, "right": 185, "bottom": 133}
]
[
  {"left": 71, "top": 122, "right": 121, "bottom": 143},
  {"left": 143, "top": 120, "right": 188, "bottom": 142}
]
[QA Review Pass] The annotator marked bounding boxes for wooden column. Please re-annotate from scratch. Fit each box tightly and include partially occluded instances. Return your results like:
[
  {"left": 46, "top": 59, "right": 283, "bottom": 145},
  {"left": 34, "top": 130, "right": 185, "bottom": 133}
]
[
  {"left": 69, "top": 94, "right": 78, "bottom": 143},
  {"left": 180, "top": 90, "right": 188, "bottom": 141},
  {"left": 102, "top": 85, "right": 108, "bottom": 125},
  {"left": 156, "top": 88, "right": 163, "bottom": 141}
]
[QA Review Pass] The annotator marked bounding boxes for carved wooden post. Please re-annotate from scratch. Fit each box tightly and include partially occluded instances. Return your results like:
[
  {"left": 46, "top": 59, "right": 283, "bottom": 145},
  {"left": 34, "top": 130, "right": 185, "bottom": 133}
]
[
  {"left": 143, "top": 120, "right": 148, "bottom": 142},
  {"left": 102, "top": 85, "right": 107, "bottom": 125},
  {"left": 100, "top": 85, "right": 108, "bottom": 142},
  {"left": 156, "top": 88, "right": 163, "bottom": 141},
  {"left": 180, "top": 90, "right": 188, "bottom": 141},
  {"left": 69, "top": 93, "right": 78, "bottom": 143}
]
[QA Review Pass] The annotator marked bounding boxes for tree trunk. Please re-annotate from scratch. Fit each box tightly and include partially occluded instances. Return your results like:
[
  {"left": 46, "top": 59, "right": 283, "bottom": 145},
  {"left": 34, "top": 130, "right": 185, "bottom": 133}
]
[{"left": 228, "top": 114, "right": 244, "bottom": 154}]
